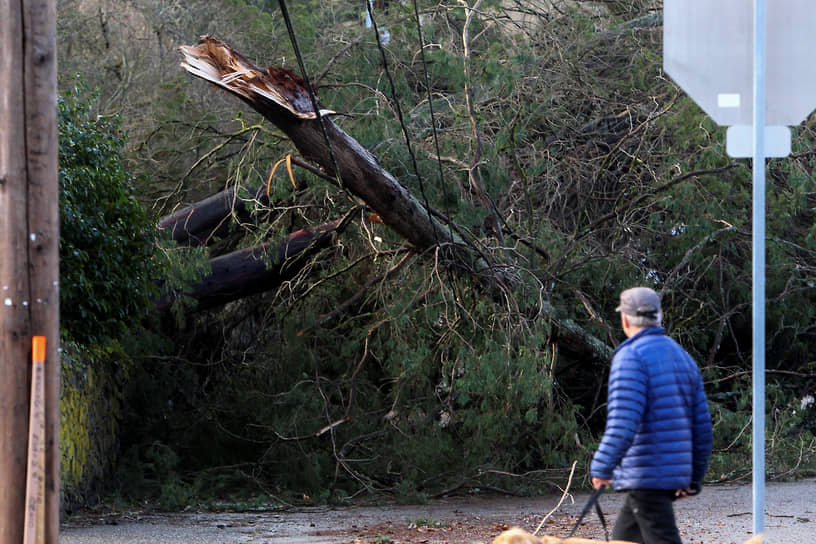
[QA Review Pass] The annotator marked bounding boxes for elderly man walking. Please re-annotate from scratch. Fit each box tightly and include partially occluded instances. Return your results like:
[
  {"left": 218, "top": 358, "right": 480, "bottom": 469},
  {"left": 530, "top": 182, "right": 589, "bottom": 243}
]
[{"left": 591, "top": 287, "right": 713, "bottom": 544}]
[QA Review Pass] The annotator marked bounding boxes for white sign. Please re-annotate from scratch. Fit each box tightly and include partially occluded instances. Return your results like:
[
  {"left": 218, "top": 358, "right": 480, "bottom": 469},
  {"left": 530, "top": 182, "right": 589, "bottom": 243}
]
[{"left": 726, "top": 125, "right": 790, "bottom": 158}]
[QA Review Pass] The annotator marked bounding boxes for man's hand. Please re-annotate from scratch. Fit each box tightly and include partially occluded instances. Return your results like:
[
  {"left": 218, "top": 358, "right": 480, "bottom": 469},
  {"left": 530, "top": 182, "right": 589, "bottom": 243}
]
[
  {"left": 675, "top": 483, "right": 701, "bottom": 499},
  {"left": 592, "top": 477, "right": 612, "bottom": 490}
]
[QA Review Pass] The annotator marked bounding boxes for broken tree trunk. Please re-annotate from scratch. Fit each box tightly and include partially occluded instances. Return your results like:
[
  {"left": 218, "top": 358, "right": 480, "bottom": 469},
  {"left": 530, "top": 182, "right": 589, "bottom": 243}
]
[
  {"left": 177, "top": 36, "right": 612, "bottom": 363},
  {"left": 178, "top": 37, "right": 490, "bottom": 276},
  {"left": 156, "top": 218, "right": 343, "bottom": 312},
  {"left": 159, "top": 183, "right": 268, "bottom": 246}
]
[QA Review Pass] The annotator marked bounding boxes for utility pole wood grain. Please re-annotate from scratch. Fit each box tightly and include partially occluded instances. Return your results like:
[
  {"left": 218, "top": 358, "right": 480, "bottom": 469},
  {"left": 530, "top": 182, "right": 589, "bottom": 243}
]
[{"left": 0, "top": 1, "right": 60, "bottom": 543}]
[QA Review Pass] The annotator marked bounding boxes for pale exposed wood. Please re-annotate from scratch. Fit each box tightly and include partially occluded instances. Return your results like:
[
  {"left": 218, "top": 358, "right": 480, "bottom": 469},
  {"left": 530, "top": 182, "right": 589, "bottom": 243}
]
[{"left": 23, "top": 338, "right": 46, "bottom": 544}]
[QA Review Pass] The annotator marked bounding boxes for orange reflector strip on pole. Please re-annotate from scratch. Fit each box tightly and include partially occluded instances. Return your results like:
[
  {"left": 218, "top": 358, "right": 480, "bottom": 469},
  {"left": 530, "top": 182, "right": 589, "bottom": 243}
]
[{"left": 32, "top": 337, "right": 46, "bottom": 364}]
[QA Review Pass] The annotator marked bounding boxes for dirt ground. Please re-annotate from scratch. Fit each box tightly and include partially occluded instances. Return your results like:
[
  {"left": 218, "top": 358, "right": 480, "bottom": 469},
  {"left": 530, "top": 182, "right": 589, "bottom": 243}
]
[{"left": 60, "top": 479, "right": 815, "bottom": 544}]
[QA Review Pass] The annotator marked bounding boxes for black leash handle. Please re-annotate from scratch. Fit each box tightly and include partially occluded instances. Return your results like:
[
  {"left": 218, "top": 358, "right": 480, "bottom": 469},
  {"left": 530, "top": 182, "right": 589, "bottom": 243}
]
[{"left": 568, "top": 485, "right": 609, "bottom": 541}]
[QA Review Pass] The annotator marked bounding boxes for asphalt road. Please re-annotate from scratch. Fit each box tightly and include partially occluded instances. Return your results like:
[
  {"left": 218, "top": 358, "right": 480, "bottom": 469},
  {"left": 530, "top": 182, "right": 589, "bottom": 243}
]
[{"left": 60, "top": 478, "right": 816, "bottom": 544}]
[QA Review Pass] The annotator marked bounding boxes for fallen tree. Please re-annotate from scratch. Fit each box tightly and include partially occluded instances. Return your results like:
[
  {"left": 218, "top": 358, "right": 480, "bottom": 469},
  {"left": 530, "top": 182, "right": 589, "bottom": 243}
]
[
  {"left": 178, "top": 38, "right": 490, "bottom": 271},
  {"left": 177, "top": 36, "right": 612, "bottom": 363}
]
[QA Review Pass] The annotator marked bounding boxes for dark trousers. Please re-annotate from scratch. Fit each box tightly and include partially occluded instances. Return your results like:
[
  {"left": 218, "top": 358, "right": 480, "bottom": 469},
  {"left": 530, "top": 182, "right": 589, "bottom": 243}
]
[{"left": 612, "top": 489, "right": 682, "bottom": 544}]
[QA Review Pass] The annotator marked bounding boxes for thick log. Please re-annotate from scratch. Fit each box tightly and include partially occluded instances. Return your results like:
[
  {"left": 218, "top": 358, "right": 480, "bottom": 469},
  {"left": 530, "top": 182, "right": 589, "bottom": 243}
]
[
  {"left": 159, "top": 183, "right": 267, "bottom": 246},
  {"left": 157, "top": 219, "right": 342, "bottom": 312}
]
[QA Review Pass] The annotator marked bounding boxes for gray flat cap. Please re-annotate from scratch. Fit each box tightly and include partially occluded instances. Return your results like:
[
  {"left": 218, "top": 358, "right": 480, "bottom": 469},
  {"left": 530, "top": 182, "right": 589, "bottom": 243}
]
[{"left": 616, "top": 287, "right": 661, "bottom": 318}]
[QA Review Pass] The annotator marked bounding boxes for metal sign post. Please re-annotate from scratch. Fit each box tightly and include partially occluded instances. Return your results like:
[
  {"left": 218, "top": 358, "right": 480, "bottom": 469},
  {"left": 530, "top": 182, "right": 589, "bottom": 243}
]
[{"left": 751, "top": 0, "right": 767, "bottom": 536}]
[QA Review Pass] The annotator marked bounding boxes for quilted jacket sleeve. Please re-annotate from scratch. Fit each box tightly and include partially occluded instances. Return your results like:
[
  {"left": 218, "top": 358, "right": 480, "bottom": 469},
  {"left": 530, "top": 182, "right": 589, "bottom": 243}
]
[
  {"left": 690, "top": 376, "right": 713, "bottom": 488},
  {"left": 590, "top": 347, "right": 648, "bottom": 479}
]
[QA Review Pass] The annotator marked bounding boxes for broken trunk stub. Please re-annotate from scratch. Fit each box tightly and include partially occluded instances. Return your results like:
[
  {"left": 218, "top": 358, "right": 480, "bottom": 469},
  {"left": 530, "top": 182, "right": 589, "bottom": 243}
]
[{"left": 179, "top": 35, "right": 335, "bottom": 120}]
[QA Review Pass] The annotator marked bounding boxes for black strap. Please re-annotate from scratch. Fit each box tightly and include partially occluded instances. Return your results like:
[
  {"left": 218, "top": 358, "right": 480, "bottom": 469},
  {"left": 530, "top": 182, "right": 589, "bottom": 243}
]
[{"left": 568, "top": 485, "right": 609, "bottom": 541}]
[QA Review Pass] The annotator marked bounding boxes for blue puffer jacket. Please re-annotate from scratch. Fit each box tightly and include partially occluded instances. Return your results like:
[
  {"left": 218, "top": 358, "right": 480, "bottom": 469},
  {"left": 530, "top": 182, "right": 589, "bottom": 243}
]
[{"left": 590, "top": 327, "right": 713, "bottom": 491}]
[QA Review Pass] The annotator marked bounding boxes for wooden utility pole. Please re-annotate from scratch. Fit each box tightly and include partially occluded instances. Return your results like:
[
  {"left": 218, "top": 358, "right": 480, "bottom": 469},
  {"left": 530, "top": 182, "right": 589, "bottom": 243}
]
[{"left": 0, "top": 1, "right": 60, "bottom": 543}]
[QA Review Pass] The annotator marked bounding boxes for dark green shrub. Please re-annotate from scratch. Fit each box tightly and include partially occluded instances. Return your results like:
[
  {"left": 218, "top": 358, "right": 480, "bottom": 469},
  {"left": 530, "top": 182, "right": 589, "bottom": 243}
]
[{"left": 59, "top": 79, "right": 163, "bottom": 343}]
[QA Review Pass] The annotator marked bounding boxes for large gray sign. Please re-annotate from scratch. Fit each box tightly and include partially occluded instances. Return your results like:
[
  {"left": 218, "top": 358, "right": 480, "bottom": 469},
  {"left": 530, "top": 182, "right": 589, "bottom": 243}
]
[{"left": 664, "top": 0, "right": 816, "bottom": 127}]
